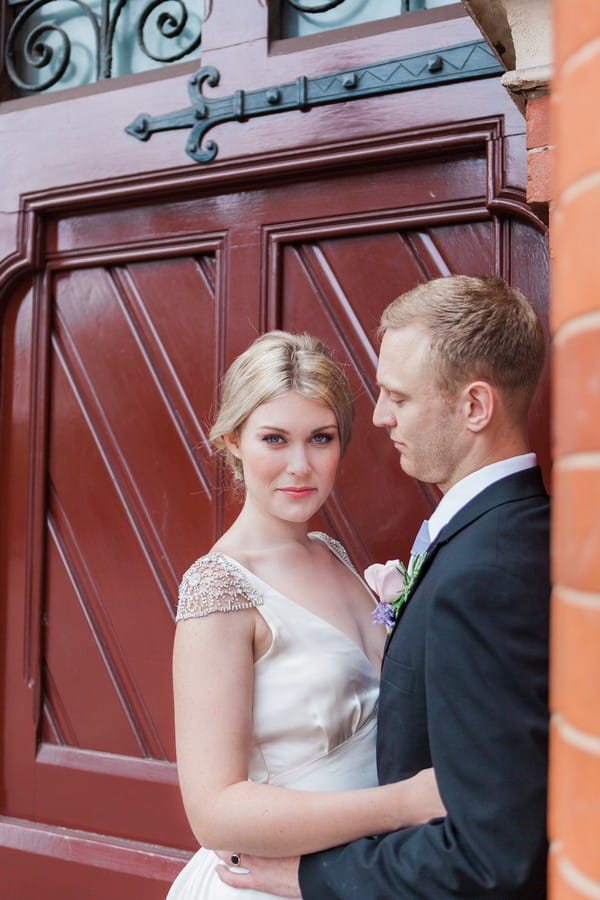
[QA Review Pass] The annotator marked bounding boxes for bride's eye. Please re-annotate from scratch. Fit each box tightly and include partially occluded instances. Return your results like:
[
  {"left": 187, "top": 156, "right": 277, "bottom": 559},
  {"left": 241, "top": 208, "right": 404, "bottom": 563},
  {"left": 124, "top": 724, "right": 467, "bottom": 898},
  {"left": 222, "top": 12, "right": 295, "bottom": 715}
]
[
  {"left": 262, "top": 434, "right": 285, "bottom": 444},
  {"left": 311, "top": 433, "right": 334, "bottom": 444}
]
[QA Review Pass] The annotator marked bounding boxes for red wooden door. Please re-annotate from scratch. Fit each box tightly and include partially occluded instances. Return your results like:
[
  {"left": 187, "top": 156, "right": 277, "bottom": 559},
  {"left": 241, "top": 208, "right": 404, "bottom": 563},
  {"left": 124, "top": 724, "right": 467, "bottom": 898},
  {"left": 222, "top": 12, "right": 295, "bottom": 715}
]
[{"left": 0, "top": 6, "right": 549, "bottom": 897}]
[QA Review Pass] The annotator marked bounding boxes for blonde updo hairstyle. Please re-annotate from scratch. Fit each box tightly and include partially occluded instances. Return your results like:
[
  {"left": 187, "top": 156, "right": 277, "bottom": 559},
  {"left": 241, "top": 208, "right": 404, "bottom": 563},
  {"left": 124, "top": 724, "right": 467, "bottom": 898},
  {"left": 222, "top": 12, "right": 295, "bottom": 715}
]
[{"left": 210, "top": 331, "right": 355, "bottom": 482}]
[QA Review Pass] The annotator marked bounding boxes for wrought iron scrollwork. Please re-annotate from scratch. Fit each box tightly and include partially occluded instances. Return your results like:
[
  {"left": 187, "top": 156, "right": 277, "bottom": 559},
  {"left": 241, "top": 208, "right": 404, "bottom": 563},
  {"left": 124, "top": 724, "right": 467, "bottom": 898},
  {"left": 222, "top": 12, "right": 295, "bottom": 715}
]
[
  {"left": 6, "top": 0, "right": 99, "bottom": 92},
  {"left": 126, "top": 39, "right": 504, "bottom": 164},
  {"left": 284, "top": 0, "right": 347, "bottom": 12},
  {"left": 282, "top": 0, "right": 416, "bottom": 15},
  {"left": 4, "top": 0, "right": 202, "bottom": 93},
  {"left": 138, "top": 0, "right": 201, "bottom": 64}
]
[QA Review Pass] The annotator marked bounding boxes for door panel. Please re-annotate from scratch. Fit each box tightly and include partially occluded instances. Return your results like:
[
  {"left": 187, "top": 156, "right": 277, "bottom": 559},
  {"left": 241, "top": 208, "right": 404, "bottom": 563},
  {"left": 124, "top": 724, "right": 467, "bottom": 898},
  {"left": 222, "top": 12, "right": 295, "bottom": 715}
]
[
  {"left": 43, "top": 253, "right": 221, "bottom": 838},
  {"left": 272, "top": 211, "right": 549, "bottom": 570},
  {"left": 1, "top": 251, "right": 224, "bottom": 874},
  {"left": 3, "top": 139, "right": 549, "bottom": 833}
]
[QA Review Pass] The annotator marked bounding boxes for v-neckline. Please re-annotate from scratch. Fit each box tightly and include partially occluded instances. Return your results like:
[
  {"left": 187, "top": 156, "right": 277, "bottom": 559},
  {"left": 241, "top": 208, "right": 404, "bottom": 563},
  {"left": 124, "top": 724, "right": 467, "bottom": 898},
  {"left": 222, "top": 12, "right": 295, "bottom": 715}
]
[{"left": 213, "top": 536, "right": 379, "bottom": 673}]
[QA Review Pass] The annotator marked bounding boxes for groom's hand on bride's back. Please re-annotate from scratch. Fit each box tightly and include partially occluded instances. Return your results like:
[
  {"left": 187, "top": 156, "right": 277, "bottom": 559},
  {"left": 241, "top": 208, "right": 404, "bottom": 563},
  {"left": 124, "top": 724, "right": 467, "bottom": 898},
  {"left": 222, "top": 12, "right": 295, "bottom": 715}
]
[{"left": 215, "top": 851, "right": 301, "bottom": 897}]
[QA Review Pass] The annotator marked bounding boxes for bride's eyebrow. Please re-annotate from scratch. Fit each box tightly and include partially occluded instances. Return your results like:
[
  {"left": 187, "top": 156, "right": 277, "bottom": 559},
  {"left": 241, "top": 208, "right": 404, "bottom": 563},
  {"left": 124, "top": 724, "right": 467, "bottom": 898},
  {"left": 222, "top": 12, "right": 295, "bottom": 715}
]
[
  {"left": 256, "top": 424, "right": 338, "bottom": 434},
  {"left": 310, "top": 424, "right": 338, "bottom": 433}
]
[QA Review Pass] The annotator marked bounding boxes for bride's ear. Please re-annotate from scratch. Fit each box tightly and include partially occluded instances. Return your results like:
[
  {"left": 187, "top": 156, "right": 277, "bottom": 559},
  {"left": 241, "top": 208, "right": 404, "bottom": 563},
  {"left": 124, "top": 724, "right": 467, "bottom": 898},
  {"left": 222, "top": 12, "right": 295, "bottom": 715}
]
[{"left": 223, "top": 431, "right": 242, "bottom": 459}]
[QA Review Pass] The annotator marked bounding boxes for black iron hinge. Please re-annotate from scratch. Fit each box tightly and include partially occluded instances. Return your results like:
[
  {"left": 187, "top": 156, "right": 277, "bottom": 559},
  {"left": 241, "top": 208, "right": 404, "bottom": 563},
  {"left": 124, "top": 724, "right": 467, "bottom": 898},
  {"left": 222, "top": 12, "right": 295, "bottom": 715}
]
[{"left": 125, "top": 39, "right": 503, "bottom": 164}]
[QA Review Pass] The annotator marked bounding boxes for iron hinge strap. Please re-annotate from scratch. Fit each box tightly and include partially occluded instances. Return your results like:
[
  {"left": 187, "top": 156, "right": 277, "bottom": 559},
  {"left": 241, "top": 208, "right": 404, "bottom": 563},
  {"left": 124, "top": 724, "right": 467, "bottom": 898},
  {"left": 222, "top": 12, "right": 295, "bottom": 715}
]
[{"left": 125, "top": 39, "right": 503, "bottom": 164}]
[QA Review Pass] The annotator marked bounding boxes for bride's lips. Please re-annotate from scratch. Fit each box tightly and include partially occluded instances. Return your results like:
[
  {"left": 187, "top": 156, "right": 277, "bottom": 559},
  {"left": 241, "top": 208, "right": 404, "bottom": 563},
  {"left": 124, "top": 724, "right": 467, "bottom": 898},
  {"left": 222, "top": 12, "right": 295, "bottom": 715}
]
[{"left": 277, "top": 487, "right": 317, "bottom": 498}]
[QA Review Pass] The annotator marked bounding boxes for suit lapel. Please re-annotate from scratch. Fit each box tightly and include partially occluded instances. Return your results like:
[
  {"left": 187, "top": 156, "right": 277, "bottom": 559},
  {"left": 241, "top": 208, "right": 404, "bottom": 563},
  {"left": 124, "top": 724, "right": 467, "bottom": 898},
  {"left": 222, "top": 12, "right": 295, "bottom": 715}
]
[
  {"left": 383, "top": 542, "right": 440, "bottom": 650},
  {"left": 384, "top": 467, "right": 547, "bottom": 647},
  {"left": 432, "top": 466, "right": 547, "bottom": 548}
]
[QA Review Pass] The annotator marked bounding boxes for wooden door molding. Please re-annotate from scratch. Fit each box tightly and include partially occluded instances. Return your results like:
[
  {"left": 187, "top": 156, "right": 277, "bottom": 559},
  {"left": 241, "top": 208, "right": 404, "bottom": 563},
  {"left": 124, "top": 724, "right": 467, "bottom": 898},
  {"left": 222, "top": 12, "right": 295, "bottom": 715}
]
[
  {"left": 0, "top": 105, "right": 544, "bottom": 310},
  {"left": 0, "top": 238, "right": 229, "bottom": 885},
  {"left": 0, "top": 815, "right": 189, "bottom": 898}
]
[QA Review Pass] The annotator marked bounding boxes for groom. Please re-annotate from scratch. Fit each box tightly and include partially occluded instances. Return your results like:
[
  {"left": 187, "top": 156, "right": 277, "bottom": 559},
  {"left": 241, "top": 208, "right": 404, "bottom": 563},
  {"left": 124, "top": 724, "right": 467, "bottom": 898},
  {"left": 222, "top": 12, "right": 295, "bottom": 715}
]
[{"left": 220, "top": 274, "right": 551, "bottom": 897}]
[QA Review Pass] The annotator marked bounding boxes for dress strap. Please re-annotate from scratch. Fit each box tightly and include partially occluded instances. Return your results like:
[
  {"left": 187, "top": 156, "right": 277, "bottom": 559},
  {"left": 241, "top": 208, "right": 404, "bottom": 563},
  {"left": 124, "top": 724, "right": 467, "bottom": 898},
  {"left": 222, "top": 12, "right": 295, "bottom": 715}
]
[
  {"left": 176, "top": 553, "right": 264, "bottom": 621},
  {"left": 309, "top": 531, "right": 357, "bottom": 573}
]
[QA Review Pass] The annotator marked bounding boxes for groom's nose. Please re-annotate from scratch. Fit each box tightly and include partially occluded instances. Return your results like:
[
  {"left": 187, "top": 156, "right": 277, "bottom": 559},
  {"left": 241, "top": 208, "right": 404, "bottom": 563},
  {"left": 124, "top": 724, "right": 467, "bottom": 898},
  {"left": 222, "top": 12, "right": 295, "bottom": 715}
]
[{"left": 373, "top": 391, "right": 394, "bottom": 429}]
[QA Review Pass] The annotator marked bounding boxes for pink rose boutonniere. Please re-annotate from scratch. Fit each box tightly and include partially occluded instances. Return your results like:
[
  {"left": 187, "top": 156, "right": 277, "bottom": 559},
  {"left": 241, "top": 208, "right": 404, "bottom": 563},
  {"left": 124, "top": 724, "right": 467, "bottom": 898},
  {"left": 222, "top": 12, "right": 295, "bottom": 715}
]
[{"left": 365, "top": 555, "right": 426, "bottom": 629}]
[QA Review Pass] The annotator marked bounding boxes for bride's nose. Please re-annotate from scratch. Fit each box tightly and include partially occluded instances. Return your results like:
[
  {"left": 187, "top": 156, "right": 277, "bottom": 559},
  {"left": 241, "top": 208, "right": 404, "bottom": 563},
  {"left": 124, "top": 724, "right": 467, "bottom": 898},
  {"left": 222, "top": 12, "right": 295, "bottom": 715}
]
[{"left": 286, "top": 444, "right": 311, "bottom": 475}]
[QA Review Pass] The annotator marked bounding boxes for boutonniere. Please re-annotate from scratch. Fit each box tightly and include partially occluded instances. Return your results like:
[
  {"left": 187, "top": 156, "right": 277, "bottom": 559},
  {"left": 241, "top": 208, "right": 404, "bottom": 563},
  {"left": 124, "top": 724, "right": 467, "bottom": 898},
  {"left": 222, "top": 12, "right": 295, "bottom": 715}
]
[{"left": 365, "top": 555, "right": 427, "bottom": 630}]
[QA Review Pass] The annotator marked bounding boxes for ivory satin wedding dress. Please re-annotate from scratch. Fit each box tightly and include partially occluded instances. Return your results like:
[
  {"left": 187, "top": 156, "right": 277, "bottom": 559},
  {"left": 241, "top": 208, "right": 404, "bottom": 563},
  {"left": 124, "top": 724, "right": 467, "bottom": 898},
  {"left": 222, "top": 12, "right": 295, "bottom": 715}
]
[{"left": 167, "top": 533, "right": 379, "bottom": 900}]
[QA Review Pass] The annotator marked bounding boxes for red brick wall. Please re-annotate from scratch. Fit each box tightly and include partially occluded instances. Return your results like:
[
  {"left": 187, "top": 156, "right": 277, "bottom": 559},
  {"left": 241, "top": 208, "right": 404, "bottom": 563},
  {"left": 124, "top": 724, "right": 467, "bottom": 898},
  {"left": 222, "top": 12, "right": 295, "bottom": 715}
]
[
  {"left": 549, "top": 1, "right": 600, "bottom": 896},
  {"left": 526, "top": 93, "right": 552, "bottom": 208}
]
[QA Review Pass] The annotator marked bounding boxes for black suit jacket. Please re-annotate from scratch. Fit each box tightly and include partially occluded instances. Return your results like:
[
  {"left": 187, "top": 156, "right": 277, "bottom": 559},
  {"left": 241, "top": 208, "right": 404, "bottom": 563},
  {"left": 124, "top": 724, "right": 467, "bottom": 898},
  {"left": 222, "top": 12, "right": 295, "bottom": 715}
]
[{"left": 300, "top": 467, "right": 550, "bottom": 898}]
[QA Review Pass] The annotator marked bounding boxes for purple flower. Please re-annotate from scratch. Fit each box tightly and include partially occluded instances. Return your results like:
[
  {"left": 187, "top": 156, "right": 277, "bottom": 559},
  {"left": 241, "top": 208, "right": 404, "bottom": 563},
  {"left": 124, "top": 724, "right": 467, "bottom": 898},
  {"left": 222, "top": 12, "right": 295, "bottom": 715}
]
[
  {"left": 366, "top": 554, "right": 427, "bottom": 629},
  {"left": 371, "top": 602, "right": 395, "bottom": 628}
]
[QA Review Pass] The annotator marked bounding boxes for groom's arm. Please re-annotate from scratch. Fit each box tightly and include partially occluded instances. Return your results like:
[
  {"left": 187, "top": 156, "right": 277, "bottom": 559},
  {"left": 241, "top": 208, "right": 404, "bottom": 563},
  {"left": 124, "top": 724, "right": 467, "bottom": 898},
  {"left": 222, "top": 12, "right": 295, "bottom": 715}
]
[{"left": 300, "top": 529, "right": 550, "bottom": 898}]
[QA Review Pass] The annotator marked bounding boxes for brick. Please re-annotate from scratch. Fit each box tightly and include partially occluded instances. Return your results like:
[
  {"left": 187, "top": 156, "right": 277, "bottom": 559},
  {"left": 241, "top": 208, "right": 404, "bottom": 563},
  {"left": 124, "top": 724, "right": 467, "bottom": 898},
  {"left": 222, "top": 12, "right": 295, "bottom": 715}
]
[
  {"left": 549, "top": 720, "right": 600, "bottom": 883},
  {"left": 550, "top": 589, "right": 600, "bottom": 735},
  {"left": 550, "top": 6, "right": 600, "bottom": 898},
  {"left": 552, "top": 467, "right": 600, "bottom": 593},
  {"left": 554, "top": 0, "right": 600, "bottom": 71},
  {"left": 553, "top": 324, "right": 600, "bottom": 456},
  {"left": 527, "top": 94, "right": 551, "bottom": 150},
  {"left": 548, "top": 848, "right": 600, "bottom": 900},
  {"left": 553, "top": 50, "right": 600, "bottom": 195},
  {"left": 551, "top": 181, "right": 600, "bottom": 330},
  {"left": 527, "top": 146, "right": 553, "bottom": 205}
]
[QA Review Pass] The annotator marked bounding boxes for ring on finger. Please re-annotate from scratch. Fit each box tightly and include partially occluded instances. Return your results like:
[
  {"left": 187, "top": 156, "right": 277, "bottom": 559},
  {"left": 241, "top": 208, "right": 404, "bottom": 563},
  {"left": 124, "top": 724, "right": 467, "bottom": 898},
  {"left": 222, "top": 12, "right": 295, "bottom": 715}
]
[{"left": 230, "top": 853, "right": 242, "bottom": 867}]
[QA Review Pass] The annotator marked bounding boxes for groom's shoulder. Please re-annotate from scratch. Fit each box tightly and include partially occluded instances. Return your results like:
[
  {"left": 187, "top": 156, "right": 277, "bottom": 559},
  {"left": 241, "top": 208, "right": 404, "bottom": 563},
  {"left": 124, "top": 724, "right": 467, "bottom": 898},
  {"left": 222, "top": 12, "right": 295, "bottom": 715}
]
[
  {"left": 432, "top": 477, "right": 549, "bottom": 569},
  {"left": 462, "top": 467, "right": 549, "bottom": 526}
]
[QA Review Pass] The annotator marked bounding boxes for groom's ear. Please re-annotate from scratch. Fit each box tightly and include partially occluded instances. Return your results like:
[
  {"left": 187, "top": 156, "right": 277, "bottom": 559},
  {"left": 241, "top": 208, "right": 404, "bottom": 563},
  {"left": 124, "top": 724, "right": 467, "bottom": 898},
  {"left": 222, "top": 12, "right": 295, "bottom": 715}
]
[{"left": 463, "top": 381, "right": 494, "bottom": 432}]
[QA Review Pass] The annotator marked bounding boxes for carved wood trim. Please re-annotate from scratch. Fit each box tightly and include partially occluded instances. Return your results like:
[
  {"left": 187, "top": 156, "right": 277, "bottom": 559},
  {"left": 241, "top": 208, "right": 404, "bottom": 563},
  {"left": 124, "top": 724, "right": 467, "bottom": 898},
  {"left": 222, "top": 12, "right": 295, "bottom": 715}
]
[
  {"left": 36, "top": 743, "right": 179, "bottom": 782},
  {"left": 269, "top": 4, "right": 466, "bottom": 53},
  {"left": 0, "top": 815, "right": 189, "bottom": 876},
  {"left": 24, "top": 270, "right": 51, "bottom": 725},
  {"left": 0, "top": 114, "right": 545, "bottom": 300},
  {"left": 17, "top": 236, "right": 226, "bottom": 759}
]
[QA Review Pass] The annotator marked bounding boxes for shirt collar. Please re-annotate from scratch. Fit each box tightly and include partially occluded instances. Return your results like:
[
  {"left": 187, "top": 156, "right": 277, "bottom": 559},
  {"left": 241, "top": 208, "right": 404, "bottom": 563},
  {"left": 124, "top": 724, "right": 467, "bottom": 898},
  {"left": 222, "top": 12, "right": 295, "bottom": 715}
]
[{"left": 428, "top": 453, "right": 537, "bottom": 544}]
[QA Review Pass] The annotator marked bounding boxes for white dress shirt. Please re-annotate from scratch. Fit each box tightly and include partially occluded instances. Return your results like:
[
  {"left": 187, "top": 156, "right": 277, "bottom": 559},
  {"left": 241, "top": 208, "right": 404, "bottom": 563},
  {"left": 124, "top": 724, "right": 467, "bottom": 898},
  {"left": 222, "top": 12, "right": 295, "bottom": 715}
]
[{"left": 427, "top": 453, "right": 538, "bottom": 545}]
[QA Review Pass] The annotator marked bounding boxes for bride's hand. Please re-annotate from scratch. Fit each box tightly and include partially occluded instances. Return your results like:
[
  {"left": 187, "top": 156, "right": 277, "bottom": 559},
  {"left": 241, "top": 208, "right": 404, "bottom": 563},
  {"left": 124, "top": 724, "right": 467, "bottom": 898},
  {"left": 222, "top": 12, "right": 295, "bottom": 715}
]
[{"left": 215, "top": 851, "right": 301, "bottom": 897}]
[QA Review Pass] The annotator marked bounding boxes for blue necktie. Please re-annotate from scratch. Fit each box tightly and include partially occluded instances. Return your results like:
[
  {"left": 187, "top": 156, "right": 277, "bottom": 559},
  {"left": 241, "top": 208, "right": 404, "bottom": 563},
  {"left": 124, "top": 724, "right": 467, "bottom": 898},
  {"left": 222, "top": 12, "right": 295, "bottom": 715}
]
[{"left": 410, "top": 519, "right": 431, "bottom": 558}]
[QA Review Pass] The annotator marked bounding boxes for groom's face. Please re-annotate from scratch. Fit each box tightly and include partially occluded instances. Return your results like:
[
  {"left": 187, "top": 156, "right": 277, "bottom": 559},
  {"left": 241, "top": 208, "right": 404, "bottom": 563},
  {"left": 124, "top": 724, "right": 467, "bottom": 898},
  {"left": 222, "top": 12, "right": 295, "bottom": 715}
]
[{"left": 373, "top": 324, "right": 467, "bottom": 493}]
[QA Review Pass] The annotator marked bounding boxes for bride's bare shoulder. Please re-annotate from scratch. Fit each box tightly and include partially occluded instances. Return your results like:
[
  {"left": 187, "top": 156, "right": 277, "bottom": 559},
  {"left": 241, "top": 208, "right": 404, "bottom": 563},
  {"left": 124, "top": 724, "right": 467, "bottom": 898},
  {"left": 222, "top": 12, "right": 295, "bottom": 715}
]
[{"left": 210, "top": 536, "right": 252, "bottom": 569}]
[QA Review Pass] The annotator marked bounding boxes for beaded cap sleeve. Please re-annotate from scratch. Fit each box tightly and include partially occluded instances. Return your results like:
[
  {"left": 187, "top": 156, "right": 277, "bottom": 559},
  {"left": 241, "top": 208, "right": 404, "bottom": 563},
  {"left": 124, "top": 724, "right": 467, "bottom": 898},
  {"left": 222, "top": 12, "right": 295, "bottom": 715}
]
[{"left": 176, "top": 553, "right": 264, "bottom": 622}]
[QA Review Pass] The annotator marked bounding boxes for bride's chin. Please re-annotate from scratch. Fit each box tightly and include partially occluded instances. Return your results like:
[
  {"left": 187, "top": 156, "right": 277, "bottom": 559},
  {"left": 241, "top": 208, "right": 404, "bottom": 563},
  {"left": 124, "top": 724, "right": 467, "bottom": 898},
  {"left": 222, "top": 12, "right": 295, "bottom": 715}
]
[{"left": 275, "top": 504, "right": 319, "bottom": 524}]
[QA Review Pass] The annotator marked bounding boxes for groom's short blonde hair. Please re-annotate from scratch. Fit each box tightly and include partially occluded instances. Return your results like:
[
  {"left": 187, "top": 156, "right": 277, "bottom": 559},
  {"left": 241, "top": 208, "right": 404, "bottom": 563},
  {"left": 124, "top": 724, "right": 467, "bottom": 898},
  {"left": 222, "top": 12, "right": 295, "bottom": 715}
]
[{"left": 379, "top": 274, "right": 545, "bottom": 414}]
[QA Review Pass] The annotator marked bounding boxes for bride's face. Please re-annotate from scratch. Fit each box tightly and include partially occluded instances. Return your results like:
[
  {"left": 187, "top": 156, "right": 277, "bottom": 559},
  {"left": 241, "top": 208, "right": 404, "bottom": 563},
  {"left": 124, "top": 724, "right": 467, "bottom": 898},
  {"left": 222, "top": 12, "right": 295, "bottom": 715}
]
[{"left": 225, "top": 390, "right": 341, "bottom": 524}]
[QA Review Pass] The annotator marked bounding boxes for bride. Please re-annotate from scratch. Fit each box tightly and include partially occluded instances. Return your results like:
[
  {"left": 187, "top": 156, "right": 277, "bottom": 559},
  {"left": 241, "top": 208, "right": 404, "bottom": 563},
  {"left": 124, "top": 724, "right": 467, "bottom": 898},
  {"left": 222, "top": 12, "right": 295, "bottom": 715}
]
[{"left": 167, "top": 331, "right": 443, "bottom": 899}]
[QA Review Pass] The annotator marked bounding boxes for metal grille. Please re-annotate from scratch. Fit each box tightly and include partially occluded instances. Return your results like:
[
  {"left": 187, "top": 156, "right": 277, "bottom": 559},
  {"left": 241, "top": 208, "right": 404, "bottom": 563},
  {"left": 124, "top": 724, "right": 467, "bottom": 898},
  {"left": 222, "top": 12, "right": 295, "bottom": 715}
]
[
  {"left": 2, "top": 0, "right": 202, "bottom": 95},
  {"left": 280, "top": 0, "right": 457, "bottom": 38}
]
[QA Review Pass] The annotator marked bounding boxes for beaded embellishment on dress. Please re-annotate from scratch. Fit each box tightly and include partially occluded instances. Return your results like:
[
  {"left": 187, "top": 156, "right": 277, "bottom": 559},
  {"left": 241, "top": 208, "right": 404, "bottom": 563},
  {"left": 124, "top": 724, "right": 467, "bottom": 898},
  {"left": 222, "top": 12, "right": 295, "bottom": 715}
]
[
  {"left": 309, "top": 531, "right": 356, "bottom": 573},
  {"left": 176, "top": 553, "right": 264, "bottom": 621}
]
